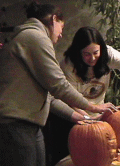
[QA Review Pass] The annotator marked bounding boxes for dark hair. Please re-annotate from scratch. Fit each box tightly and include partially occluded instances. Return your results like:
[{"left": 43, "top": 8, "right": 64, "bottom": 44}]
[
  {"left": 64, "top": 26, "right": 110, "bottom": 82},
  {"left": 26, "top": 2, "right": 64, "bottom": 27}
]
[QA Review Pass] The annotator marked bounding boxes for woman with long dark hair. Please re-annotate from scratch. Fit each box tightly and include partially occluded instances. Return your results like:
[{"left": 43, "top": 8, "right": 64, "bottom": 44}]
[
  {"left": 55, "top": 26, "right": 120, "bottom": 166},
  {"left": 61, "top": 26, "right": 120, "bottom": 116}
]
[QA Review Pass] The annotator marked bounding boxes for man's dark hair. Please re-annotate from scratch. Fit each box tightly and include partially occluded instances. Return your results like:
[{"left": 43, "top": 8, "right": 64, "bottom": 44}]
[{"left": 26, "top": 2, "right": 64, "bottom": 27}]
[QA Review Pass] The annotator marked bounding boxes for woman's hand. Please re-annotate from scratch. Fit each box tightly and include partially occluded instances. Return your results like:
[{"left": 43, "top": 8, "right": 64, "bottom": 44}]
[
  {"left": 90, "top": 114, "right": 103, "bottom": 120},
  {"left": 116, "top": 105, "right": 120, "bottom": 110},
  {"left": 99, "top": 109, "right": 114, "bottom": 120},
  {"left": 87, "top": 102, "right": 117, "bottom": 114},
  {"left": 71, "top": 102, "right": 117, "bottom": 124}
]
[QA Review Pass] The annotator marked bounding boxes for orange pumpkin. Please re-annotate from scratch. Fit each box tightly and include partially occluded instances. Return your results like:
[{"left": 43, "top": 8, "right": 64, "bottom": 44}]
[
  {"left": 101, "top": 111, "right": 120, "bottom": 149},
  {"left": 68, "top": 121, "right": 117, "bottom": 166}
]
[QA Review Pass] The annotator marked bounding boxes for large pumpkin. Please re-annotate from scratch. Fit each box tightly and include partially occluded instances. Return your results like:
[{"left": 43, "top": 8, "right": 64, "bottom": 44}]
[
  {"left": 68, "top": 121, "right": 117, "bottom": 166},
  {"left": 101, "top": 111, "right": 120, "bottom": 149}
]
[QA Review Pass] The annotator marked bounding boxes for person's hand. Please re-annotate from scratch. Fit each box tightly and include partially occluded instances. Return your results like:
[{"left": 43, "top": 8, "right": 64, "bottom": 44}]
[
  {"left": 73, "top": 107, "right": 106, "bottom": 121},
  {"left": 71, "top": 108, "right": 101, "bottom": 124},
  {"left": 90, "top": 114, "right": 103, "bottom": 120},
  {"left": 71, "top": 108, "right": 93, "bottom": 123},
  {"left": 73, "top": 107, "right": 89, "bottom": 116},
  {"left": 98, "top": 109, "right": 114, "bottom": 121},
  {"left": 116, "top": 105, "right": 120, "bottom": 110},
  {"left": 71, "top": 111, "right": 85, "bottom": 123},
  {"left": 87, "top": 102, "right": 117, "bottom": 114}
]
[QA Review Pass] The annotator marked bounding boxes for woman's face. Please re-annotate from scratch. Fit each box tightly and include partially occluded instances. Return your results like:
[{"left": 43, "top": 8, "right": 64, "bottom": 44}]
[{"left": 82, "top": 43, "right": 100, "bottom": 66}]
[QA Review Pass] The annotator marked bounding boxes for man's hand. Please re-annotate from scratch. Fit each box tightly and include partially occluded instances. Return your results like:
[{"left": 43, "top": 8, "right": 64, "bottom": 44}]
[
  {"left": 73, "top": 107, "right": 90, "bottom": 116},
  {"left": 71, "top": 111, "right": 85, "bottom": 123}
]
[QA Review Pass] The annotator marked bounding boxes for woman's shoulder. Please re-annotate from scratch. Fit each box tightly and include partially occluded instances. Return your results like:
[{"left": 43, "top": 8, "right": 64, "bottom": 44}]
[
  {"left": 106, "top": 45, "right": 119, "bottom": 54},
  {"left": 106, "top": 45, "right": 113, "bottom": 52},
  {"left": 107, "top": 45, "right": 120, "bottom": 57},
  {"left": 60, "top": 57, "right": 74, "bottom": 71},
  {"left": 107, "top": 45, "right": 120, "bottom": 69}
]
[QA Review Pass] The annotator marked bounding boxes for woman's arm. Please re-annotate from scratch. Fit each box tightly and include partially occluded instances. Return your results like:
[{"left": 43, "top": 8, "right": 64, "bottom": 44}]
[{"left": 107, "top": 45, "right": 120, "bottom": 69}]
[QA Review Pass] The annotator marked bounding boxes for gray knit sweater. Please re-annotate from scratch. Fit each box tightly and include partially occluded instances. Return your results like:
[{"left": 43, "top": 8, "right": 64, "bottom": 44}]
[{"left": 0, "top": 18, "right": 89, "bottom": 126}]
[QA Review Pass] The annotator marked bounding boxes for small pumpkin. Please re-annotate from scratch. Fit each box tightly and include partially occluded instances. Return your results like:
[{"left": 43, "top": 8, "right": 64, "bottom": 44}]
[
  {"left": 68, "top": 121, "right": 117, "bottom": 166},
  {"left": 101, "top": 111, "right": 120, "bottom": 149}
]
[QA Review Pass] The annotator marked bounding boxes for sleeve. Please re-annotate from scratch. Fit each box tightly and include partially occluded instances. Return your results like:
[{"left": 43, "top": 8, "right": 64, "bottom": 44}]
[
  {"left": 50, "top": 95, "right": 74, "bottom": 121},
  {"left": 107, "top": 45, "right": 120, "bottom": 70},
  {"left": 12, "top": 29, "right": 89, "bottom": 110}
]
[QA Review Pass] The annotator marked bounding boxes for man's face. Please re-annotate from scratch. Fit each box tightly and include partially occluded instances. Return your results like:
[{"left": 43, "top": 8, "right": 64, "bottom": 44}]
[{"left": 51, "top": 15, "right": 64, "bottom": 44}]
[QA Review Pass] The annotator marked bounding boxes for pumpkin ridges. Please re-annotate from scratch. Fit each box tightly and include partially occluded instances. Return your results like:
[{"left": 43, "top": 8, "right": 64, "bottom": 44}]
[
  {"left": 68, "top": 124, "right": 89, "bottom": 165},
  {"left": 68, "top": 121, "right": 117, "bottom": 166},
  {"left": 97, "top": 122, "right": 117, "bottom": 165},
  {"left": 87, "top": 123, "right": 101, "bottom": 165},
  {"left": 92, "top": 122, "right": 114, "bottom": 166},
  {"left": 101, "top": 111, "right": 120, "bottom": 149},
  {"left": 92, "top": 122, "right": 108, "bottom": 165},
  {"left": 105, "top": 122, "right": 118, "bottom": 160},
  {"left": 83, "top": 124, "right": 96, "bottom": 165}
]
